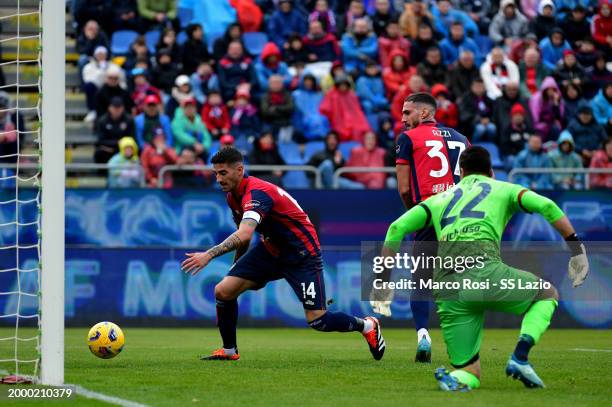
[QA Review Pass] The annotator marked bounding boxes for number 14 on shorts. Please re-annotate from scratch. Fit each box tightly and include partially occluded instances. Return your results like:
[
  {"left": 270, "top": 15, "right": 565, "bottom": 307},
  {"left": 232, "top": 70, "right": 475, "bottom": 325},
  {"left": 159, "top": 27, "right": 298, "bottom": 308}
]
[{"left": 301, "top": 282, "right": 316, "bottom": 299}]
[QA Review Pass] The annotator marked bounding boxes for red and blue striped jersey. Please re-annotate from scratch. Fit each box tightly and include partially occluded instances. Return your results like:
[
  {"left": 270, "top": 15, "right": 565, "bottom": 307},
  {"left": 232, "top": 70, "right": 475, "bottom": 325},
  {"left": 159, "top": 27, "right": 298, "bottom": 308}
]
[
  {"left": 396, "top": 121, "right": 470, "bottom": 203},
  {"left": 227, "top": 176, "right": 321, "bottom": 261}
]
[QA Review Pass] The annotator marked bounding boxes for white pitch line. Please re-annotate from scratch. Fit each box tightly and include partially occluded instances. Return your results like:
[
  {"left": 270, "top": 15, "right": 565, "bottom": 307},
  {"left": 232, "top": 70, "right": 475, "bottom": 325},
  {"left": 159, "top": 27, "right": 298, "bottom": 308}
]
[
  {"left": 571, "top": 348, "right": 612, "bottom": 353},
  {"left": 71, "top": 384, "right": 151, "bottom": 407}
]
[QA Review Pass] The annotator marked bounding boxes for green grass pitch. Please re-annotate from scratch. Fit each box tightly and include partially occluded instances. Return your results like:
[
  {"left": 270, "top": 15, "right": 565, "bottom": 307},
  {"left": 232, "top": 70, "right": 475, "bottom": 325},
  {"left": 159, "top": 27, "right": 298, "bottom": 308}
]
[{"left": 1, "top": 328, "right": 610, "bottom": 406}]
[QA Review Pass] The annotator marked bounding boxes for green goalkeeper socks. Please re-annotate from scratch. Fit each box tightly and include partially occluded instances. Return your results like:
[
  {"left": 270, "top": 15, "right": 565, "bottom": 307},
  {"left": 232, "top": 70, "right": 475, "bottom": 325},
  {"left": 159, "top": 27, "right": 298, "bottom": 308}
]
[
  {"left": 520, "top": 299, "right": 558, "bottom": 345},
  {"left": 450, "top": 370, "right": 481, "bottom": 389}
]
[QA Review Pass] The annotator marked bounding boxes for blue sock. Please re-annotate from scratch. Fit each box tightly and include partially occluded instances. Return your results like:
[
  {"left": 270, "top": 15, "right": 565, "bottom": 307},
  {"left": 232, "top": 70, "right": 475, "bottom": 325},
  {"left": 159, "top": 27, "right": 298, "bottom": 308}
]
[
  {"left": 308, "top": 311, "right": 364, "bottom": 332},
  {"left": 216, "top": 299, "right": 238, "bottom": 350},
  {"left": 410, "top": 300, "right": 430, "bottom": 332}
]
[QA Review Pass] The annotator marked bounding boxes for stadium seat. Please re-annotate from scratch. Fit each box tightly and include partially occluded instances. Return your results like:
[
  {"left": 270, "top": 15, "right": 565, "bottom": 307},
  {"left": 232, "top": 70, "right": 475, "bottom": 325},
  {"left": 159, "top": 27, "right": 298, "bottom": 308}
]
[
  {"left": 475, "top": 35, "right": 493, "bottom": 55},
  {"left": 303, "top": 141, "right": 325, "bottom": 162},
  {"left": 177, "top": 31, "right": 188, "bottom": 45},
  {"left": 477, "top": 142, "right": 504, "bottom": 168},
  {"left": 339, "top": 141, "right": 359, "bottom": 159},
  {"left": 145, "top": 30, "right": 161, "bottom": 54},
  {"left": 279, "top": 141, "right": 303, "bottom": 164},
  {"left": 177, "top": 7, "right": 193, "bottom": 28},
  {"left": 110, "top": 30, "right": 139, "bottom": 56},
  {"left": 283, "top": 171, "right": 310, "bottom": 189},
  {"left": 243, "top": 32, "right": 268, "bottom": 56},
  {"left": 207, "top": 141, "right": 221, "bottom": 164},
  {"left": 206, "top": 32, "right": 223, "bottom": 54}
]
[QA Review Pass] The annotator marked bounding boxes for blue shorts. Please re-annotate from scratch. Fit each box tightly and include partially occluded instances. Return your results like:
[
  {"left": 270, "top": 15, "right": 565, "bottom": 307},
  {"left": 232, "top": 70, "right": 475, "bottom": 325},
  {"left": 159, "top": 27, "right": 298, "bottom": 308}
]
[
  {"left": 228, "top": 243, "right": 327, "bottom": 310},
  {"left": 412, "top": 226, "right": 437, "bottom": 299}
]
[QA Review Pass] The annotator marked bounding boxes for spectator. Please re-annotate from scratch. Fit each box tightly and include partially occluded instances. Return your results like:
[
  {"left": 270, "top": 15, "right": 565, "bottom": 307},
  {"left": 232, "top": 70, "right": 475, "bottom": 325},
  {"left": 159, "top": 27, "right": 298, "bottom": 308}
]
[
  {"left": 439, "top": 21, "right": 481, "bottom": 66},
  {"left": 431, "top": 84, "right": 458, "bottom": 128},
  {"left": 76, "top": 20, "right": 109, "bottom": 71},
  {"left": 371, "top": 0, "right": 400, "bottom": 37},
  {"left": 181, "top": 23, "right": 211, "bottom": 75},
  {"left": 320, "top": 75, "right": 371, "bottom": 142},
  {"left": 82, "top": 46, "right": 124, "bottom": 123},
  {"left": 213, "top": 23, "right": 246, "bottom": 61},
  {"left": 589, "top": 136, "right": 612, "bottom": 188},
  {"left": 260, "top": 75, "right": 295, "bottom": 139},
  {"left": 306, "top": 130, "right": 346, "bottom": 187},
  {"left": 591, "top": 82, "right": 612, "bottom": 131},
  {"left": 135, "top": 94, "right": 173, "bottom": 149},
  {"left": 123, "top": 35, "right": 152, "bottom": 72},
  {"left": 218, "top": 41, "right": 258, "bottom": 101},
  {"left": 529, "top": 0, "right": 558, "bottom": 41},
  {"left": 292, "top": 73, "right": 330, "bottom": 141},
  {"left": 320, "top": 61, "right": 354, "bottom": 93},
  {"left": 376, "top": 111, "right": 395, "bottom": 149},
  {"left": 499, "top": 102, "right": 535, "bottom": 166},
  {"left": 455, "top": 0, "right": 492, "bottom": 33},
  {"left": 590, "top": 54, "right": 612, "bottom": 99},
  {"left": 302, "top": 20, "right": 341, "bottom": 63},
  {"left": 508, "top": 32, "right": 539, "bottom": 65},
  {"left": 141, "top": 127, "right": 178, "bottom": 188},
  {"left": 458, "top": 78, "right": 496, "bottom": 141},
  {"left": 521, "top": 0, "right": 539, "bottom": 20},
  {"left": 340, "top": 18, "right": 379, "bottom": 75},
  {"left": 399, "top": 0, "right": 433, "bottom": 40},
  {"left": 255, "top": 42, "right": 292, "bottom": 91},
  {"left": 337, "top": 0, "right": 370, "bottom": 36},
  {"left": 130, "top": 68, "right": 162, "bottom": 115},
  {"left": 432, "top": 0, "right": 479, "bottom": 39},
  {"left": 95, "top": 65, "right": 133, "bottom": 120},
  {"left": 231, "top": 0, "right": 264, "bottom": 33},
  {"left": 94, "top": 97, "right": 135, "bottom": 164},
  {"left": 409, "top": 23, "right": 436, "bottom": 66},
  {"left": 343, "top": 131, "right": 387, "bottom": 189},
  {"left": 416, "top": 46, "right": 447, "bottom": 86},
  {"left": 356, "top": 61, "right": 389, "bottom": 115},
  {"left": 548, "top": 130, "right": 584, "bottom": 189},
  {"left": 0, "top": 92, "right": 18, "bottom": 180},
  {"left": 492, "top": 81, "right": 534, "bottom": 137},
  {"left": 201, "top": 90, "right": 231, "bottom": 139},
  {"left": 111, "top": 0, "right": 139, "bottom": 32},
  {"left": 137, "top": 0, "right": 178, "bottom": 32},
  {"left": 488, "top": 0, "right": 529, "bottom": 46},
  {"left": 378, "top": 18, "right": 410, "bottom": 69},
  {"left": 575, "top": 38, "right": 599, "bottom": 72},
  {"left": 390, "top": 74, "right": 427, "bottom": 123},
  {"left": 562, "top": 82, "right": 586, "bottom": 124},
  {"left": 519, "top": 48, "right": 549, "bottom": 98},
  {"left": 382, "top": 49, "right": 413, "bottom": 98},
  {"left": 155, "top": 27, "right": 182, "bottom": 65},
  {"left": 108, "top": 137, "right": 142, "bottom": 188},
  {"left": 560, "top": 5, "right": 591, "bottom": 48},
  {"left": 220, "top": 133, "right": 236, "bottom": 149},
  {"left": 190, "top": 61, "right": 220, "bottom": 105},
  {"left": 567, "top": 101, "right": 608, "bottom": 163},
  {"left": 591, "top": 0, "right": 612, "bottom": 54},
  {"left": 309, "top": 0, "right": 337, "bottom": 34},
  {"left": 513, "top": 134, "right": 553, "bottom": 189},
  {"left": 73, "top": 0, "right": 112, "bottom": 34},
  {"left": 165, "top": 75, "right": 196, "bottom": 118},
  {"left": 150, "top": 48, "right": 180, "bottom": 95},
  {"left": 553, "top": 50, "right": 588, "bottom": 91},
  {"left": 480, "top": 47, "right": 520, "bottom": 100},
  {"left": 173, "top": 146, "right": 210, "bottom": 188},
  {"left": 171, "top": 97, "right": 212, "bottom": 159},
  {"left": 285, "top": 34, "right": 310, "bottom": 66},
  {"left": 229, "top": 89, "right": 260, "bottom": 140},
  {"left": 539, "top": 28, "right": 572, "bottom": 71},
  {"left": 248, "top": 129, "right": 286, "bottom": 186},
  {"left": 529, "top": 76, "right": 564, "bottom": 141},
  {"left": 267, "top": 0, "right": 308, "bottom": 50},
  {"left": 446, "top": 50, "right": 479, "bottom": 100}
]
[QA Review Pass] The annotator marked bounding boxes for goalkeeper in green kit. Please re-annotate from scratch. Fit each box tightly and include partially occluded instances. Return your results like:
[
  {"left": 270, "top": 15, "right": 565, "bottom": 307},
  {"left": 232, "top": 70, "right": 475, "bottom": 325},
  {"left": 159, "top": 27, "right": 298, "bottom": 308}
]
[{"left": 377, "top": 146, "right": 589, "bottom": 391}]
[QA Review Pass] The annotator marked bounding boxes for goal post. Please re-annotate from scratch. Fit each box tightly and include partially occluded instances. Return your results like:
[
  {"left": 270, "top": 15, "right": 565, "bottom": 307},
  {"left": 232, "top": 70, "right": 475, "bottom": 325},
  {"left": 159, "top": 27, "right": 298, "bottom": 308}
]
[{"left": 40, "top": 0, "right": 65, "bottom": 386}]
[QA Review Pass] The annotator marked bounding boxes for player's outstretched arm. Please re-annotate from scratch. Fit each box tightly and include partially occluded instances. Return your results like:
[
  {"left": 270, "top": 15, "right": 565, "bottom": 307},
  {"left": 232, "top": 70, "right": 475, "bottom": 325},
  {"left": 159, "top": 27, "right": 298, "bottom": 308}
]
[
  {"left": 181, "top": 219, "right": 258, "bottom": 276},
  {"left": 518, "top": 190, "right": 589, "bottom": 287}
]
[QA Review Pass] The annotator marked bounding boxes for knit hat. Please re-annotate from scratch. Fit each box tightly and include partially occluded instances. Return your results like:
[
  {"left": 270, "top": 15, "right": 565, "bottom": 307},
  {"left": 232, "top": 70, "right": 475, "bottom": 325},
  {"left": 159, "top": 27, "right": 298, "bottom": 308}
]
[{"left": 510, "top": 103, "right": 525, "bottom": 116}]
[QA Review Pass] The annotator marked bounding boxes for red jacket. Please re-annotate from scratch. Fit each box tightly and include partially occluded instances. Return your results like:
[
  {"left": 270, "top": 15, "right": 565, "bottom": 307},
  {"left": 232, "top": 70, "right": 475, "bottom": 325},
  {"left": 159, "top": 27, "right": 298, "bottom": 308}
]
[
  {"left": 382, "top": 49, "right": 414, "bottom": 98},
  {"left": 592, "top": 0, "right": 612, "bottom": 46},
  {"left": 230, "top": 0, "right": 263, "bottom": 32},
  {"left": 141, "top": 144, "right": 178, "bottom": 188},
  {"left": 345, "top": 146, "right": 387, "bottom": 188},
  {"left": 431, "top": 84, "right": 459, "bottom": 128},
  {"left": 319, "top": 87, "right": 371, "bottom": 142},
  {"left": 589, "top": 149, "right": 612, "bottom": 188},
  {"left": 201, "top": 103, "right": 231, "bottom": 133},
  {"left": 378, "top": 35, "right": 411, "bottom": 69}
]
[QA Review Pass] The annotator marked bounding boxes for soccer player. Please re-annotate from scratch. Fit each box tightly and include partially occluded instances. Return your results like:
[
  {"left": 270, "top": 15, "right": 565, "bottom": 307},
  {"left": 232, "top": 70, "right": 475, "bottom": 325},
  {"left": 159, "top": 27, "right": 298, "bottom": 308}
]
[
  {"left": 373, "top": 92, "right": 470, "bottom": 363},
  {"left": 382, "top": 146, "right": 589, "bottom": 391},
  {"left": 181, "top": 147, "right": 385, "bottom": 361}
]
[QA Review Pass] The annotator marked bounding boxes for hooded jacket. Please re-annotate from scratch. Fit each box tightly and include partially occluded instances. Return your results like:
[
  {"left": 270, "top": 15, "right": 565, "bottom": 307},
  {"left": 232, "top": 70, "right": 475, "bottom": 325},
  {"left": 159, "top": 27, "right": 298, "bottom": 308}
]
[
  {"left": 439, "top": 33, "right": 482, "bottom": 66},
  {"left": 528, "top": 76, "right": 565, "bottom": 139},
  {"left": 489, "top": 0, "right": 530, "bottom": 43},
  {"left": 171, "top": 107, "right": 212, "bottom": 154},
  {"left": 201, "top": 100, "right": 231, "bottom": 134},
  {"left": 378, "top": 32, "right": 411, "bottom": 69},
  {"left": 567, "top": 101, "right": 608, "bottom": 153},
  {"left": 108, "top": 137, "right": 141, "bottom": 188},
  {"left": 319, "top": 82, "right": 372, "bottom": 142},
  {"left": 591, "top": 88, "right": 612, "bottom": 126},
  {"left": 529, "top": 0, "right": 558, "bottom": 40},
  {"left": 382, "top": 49, "right": 413, "bottom": 97},
  {"left": 255, "top": 42, "right": 291, "bottom": 91},
  {"left": 589, "top": 145, "right": 612, "bottom": 188},
  {"left": 431, "top": 84, "right": 459, "bottom": 128},
  {"left": 292, "top": 74, "right": 330, "bottom": 140},
  {"left": 539, "top": 29, "right": 572, "bottom": 71},
  {"left": 548, "top": 130, "right": 584, "bottom": 188},
  {"left": 344, "top": 143, "right": 387, "bottom": 189},
  {"left": 513, "top": 142, "right": 553, "bottom": 189},
  {"left": 356, "top": 68, "right": 389, "bottom": 113},
  {"left": 340, "top": 31, "right": 379, "bottom": 73},
  {"left": 267, "top": 3, "right": 308, "bottom": 48},
  {"left": 592, "top": 0, "right": 612, "bottom": 47}
]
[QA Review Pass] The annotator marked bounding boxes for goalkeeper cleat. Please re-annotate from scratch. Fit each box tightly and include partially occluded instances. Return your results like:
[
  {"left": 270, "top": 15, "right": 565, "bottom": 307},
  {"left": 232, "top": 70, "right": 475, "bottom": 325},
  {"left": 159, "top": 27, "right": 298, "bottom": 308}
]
[
  {"left": 200, "top": 348, "right": 240, "bottom": 361},
  {"left": 434, "top": 367, "right": 470, "bottom": 392},
  {"left": 362, "top": 317, "right": 385, "bottom": 360},
  {"left": 505, "top": 356, "right": 545, "bottom": 388},
  {"left": 415, "top": 335, "right": 432, "bottom": 363}
]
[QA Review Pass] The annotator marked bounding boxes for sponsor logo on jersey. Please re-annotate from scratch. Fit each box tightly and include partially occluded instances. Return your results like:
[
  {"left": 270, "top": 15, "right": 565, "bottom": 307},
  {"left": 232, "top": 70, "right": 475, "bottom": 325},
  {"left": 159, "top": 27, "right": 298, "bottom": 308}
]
[
  {"left": 432, "top": 129, "right": 451, "bottom": 138},
  {"left": 243, "top": 200, "right": 261, "bottom": 210}
]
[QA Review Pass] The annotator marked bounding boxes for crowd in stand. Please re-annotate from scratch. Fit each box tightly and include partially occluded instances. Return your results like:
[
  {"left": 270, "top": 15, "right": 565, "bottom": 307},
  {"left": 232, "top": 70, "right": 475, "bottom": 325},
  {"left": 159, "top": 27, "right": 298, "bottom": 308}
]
[{"left": 65, "top": 0, "right": 611, "bottom": 189}]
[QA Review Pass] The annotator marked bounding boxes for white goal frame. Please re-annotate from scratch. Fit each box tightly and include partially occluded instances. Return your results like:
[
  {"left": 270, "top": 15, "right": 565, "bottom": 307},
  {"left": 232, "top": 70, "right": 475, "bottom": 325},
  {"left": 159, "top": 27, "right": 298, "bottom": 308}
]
[{"left": 40, "top": 0, "right": 65, "bottom": 386}]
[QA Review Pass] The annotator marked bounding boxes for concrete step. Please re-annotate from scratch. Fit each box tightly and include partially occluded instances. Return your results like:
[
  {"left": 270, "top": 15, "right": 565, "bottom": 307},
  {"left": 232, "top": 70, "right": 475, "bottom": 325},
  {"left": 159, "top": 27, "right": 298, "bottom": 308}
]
[
  {"left": 0, "top": 8, "right": 40, "bottom": 35},
  {"left": 0, "top": 0, "right": 39, "bottom": 8},
  {"left": 2, "top": 63, "right": 79, "bottom": 88},
  {"left": 1, "top": 35, "right": 77, "bottom": 63}
]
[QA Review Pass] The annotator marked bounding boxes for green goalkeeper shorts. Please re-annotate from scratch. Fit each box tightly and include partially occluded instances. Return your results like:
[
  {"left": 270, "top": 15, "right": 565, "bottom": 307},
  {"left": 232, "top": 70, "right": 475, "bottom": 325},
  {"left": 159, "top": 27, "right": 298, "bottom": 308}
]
[{"left": 434, "top": 261, "right": 543, "bottom": 367}]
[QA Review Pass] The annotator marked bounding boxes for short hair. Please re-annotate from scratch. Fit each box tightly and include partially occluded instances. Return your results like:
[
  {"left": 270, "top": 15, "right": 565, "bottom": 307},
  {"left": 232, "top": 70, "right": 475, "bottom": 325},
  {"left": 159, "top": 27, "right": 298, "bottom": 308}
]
[
  {"left": 459, "top": 146, "right": 492, "bottom": 176},
  {"left": 211, "top": 146, "right": 244, "bottom": 165},
  {"left": 404, "top": 92, "right": 437, "bottom": 111}
]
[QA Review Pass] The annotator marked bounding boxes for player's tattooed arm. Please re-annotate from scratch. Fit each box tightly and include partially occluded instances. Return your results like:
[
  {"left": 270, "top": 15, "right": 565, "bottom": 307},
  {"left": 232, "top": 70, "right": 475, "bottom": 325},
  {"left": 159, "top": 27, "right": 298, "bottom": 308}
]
[{"left": 207, "top": 219, "right": 258, "bottom": 260}]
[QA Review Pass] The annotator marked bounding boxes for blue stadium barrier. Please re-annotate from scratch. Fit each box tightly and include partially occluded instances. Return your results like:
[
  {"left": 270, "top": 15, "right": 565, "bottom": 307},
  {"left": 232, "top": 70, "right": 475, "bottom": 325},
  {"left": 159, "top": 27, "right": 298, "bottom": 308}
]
[
  {"left": 177, "top": 7, "right": 193, "bottom": 28},
  {"left": 283, "top": 171, "right": 310, "bottom": 189},
  {"left": 339, "top": 141, "right": 359, "bottom": 159},
  {"left": 279, "top": 142, "right": 303, "bottom": 164},
  {"left": 243, "top": 32, "right": 269, "bottom": 56},
  {"left": 110, "top": 30, "right": 139, "bottom": 56},
  {"left": 145, "top": 30, "right": 161, "bottom": 54},
  {"left": 303, "top": 141, "right": 325, "bottom": 162},
  {"left": 478, "top": 142, "right": 504, "bottom": 168}
]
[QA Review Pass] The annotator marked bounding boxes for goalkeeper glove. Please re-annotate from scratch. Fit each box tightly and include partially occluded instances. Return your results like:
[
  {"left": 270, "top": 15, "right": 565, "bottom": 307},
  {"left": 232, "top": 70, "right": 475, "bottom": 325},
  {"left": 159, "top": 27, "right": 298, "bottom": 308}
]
[
  {"left": 369, "top": 288, "right": 394, "bottom": 317},
  {"left": 566, "top": 234, "right": 589, "bottom": 288}
]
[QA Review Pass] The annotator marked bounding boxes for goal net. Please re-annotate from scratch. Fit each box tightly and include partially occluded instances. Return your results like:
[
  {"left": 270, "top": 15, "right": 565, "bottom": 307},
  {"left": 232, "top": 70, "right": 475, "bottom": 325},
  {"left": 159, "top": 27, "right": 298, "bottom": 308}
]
[{"left": 0, "top": 0, "right": 64, "bottom": 385}]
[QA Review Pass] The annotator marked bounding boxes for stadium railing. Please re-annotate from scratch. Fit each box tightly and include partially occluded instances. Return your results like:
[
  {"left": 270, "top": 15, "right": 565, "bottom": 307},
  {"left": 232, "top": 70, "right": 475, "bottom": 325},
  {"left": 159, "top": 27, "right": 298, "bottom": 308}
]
[
  {"left": 332, "top": 167, "right": 397, "bottom": 189},
  {"left": 508, "top": 168, "right": 612, "bottom": 190},
  {"left": 158, "top": 164, "right": 323, "bottom": 189}
]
